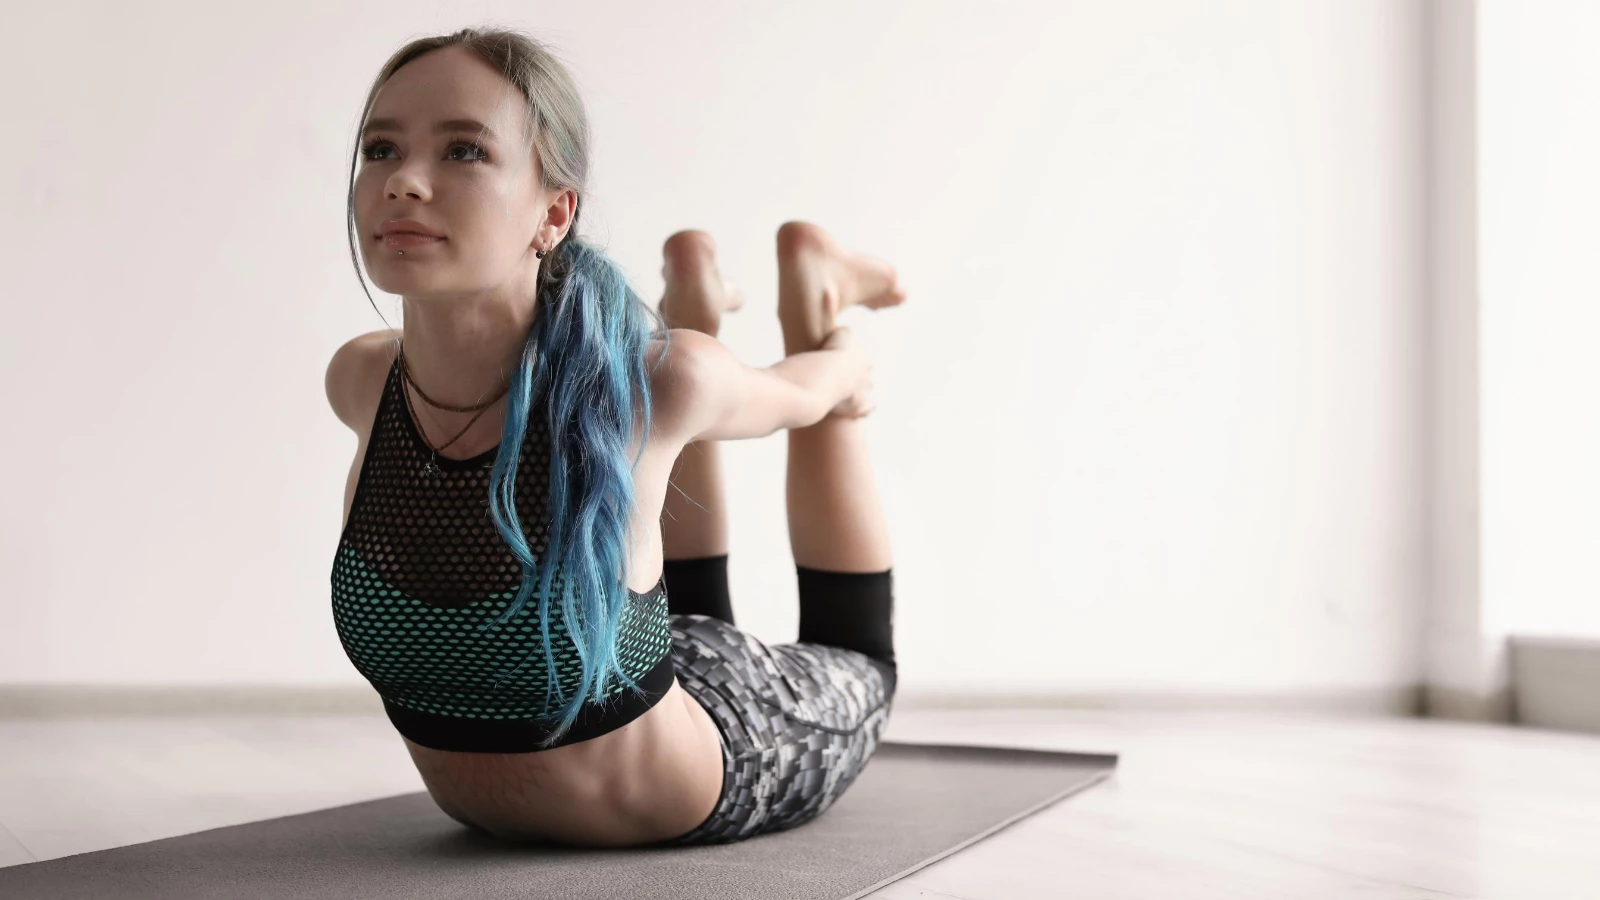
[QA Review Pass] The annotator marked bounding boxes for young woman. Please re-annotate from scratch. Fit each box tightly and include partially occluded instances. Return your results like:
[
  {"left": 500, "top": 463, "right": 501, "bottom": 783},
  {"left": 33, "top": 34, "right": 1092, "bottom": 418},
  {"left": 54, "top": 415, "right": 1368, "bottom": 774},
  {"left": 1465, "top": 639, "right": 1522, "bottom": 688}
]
[{"left": 326, "top": 27, "right": 907, "bottom": 848}]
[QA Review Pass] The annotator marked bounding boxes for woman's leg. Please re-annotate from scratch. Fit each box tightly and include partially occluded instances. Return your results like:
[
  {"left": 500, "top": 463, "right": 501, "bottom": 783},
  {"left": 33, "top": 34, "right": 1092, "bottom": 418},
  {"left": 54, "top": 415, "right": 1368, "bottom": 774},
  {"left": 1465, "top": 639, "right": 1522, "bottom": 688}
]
[
  {"left": 658, "top": 227, "right": 906, "bottom": 847},
  {"left": 775, "top": 221, "right": 906, "bottom": 677},
  {"left": 776, "top": 220, "right": 903, "bottom": 571},
  {"left": 658, "top": 230, "right": 743, "bottom": 622}
]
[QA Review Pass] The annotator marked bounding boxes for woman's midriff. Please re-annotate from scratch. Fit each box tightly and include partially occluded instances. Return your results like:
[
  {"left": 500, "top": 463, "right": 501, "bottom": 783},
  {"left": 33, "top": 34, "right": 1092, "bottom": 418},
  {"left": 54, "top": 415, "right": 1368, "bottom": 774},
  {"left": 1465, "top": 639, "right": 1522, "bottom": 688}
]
[{"left": 400, "top": 674, "right": 726, "bottom": 847}]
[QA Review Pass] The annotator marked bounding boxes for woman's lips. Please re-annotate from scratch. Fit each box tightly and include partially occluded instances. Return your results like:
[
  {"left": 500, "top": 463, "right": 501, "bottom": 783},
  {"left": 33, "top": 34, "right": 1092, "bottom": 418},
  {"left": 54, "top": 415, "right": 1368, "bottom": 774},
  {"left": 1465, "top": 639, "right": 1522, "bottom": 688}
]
[{"left": 383, "top": 233, "right": 445, "bottom": 248}]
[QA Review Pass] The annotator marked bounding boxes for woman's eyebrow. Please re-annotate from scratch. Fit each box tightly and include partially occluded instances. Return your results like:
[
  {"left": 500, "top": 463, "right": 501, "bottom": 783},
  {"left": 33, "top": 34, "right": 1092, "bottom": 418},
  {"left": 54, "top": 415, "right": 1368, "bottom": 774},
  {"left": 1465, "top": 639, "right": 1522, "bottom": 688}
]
[{"left": 361, "top": 117, "right": 497, "bottom": 140}]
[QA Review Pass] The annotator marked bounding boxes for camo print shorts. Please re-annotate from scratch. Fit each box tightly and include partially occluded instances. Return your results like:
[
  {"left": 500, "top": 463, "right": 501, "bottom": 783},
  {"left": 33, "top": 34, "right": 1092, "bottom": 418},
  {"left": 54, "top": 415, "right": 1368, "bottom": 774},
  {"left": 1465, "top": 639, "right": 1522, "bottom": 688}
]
[{"left": 656, "top": 613, "right": 897, "bottom": 846}]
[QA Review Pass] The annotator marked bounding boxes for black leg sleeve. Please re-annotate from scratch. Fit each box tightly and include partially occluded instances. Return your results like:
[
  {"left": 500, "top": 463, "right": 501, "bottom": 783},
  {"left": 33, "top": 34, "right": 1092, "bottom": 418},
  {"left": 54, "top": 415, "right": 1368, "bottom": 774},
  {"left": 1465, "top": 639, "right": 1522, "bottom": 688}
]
[
  {"left": 663, "top": 554, "right": 735, "bottom": 625},
  {"left": 795, "top": 565, "right": 897, "bottom": 688}
]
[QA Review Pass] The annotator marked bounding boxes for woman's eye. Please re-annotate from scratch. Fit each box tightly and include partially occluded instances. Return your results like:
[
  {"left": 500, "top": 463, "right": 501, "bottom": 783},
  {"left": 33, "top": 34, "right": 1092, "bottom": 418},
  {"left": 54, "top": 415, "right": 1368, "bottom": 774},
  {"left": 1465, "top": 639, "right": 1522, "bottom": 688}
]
[
  {"left": 360, "top": 141, "right": 487, "bottom": 163},
  {"left": 447, "top": 142, "right": 488, "bottom": 162}
]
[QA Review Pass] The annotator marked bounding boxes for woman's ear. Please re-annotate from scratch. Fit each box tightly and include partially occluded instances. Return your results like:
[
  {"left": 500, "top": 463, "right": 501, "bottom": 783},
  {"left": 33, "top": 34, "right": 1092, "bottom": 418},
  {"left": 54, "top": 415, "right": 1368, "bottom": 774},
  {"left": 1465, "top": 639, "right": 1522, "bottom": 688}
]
[{"left": 542, "top": 187, "right": 578, "bottom": 240}]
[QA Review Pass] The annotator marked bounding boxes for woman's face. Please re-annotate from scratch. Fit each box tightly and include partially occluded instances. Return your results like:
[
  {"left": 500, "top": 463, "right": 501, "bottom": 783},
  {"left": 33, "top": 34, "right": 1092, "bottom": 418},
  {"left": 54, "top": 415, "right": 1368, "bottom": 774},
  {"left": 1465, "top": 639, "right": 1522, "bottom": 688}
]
[{"left": 354, "top": 45, "right": 570, "bottom": 300}]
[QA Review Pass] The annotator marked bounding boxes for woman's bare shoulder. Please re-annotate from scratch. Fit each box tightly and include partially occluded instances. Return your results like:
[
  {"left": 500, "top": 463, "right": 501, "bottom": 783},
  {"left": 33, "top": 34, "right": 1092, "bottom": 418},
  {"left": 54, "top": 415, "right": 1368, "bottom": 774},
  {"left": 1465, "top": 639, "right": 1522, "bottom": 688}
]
[
  {"left": 325, "top": 329, "right": 401, "bottom": 431},
  {"left": 643, "top": 329, "right": 715, "bottom": 446}
]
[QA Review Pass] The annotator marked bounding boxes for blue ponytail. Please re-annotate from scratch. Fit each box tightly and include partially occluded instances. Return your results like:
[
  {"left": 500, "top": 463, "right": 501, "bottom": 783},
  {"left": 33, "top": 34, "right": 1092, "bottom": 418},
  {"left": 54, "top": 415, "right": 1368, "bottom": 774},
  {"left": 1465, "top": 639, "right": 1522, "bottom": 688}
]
[{"left": 476, "top": 237, "right": 672, "bottom": 748}]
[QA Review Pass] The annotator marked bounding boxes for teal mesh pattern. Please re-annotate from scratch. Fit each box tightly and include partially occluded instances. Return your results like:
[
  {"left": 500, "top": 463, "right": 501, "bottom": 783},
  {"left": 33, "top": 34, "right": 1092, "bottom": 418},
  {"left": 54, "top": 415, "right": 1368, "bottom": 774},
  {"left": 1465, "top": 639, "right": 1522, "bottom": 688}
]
[
  {"left": 332, "top": 547, "right": 672, "bottom": 719},
  {"left": 330, "top": 353, "right": 670, "bottom": 725}
]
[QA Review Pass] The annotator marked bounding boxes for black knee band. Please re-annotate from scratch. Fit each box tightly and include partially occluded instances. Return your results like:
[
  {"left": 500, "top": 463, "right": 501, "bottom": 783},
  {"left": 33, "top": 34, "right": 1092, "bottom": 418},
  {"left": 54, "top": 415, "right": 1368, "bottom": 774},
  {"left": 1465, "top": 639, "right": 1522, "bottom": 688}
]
[
  {"left": 796, "top": 565, "right": 897, "bottom": 690},
  {"left": 663, "top": 554, "right": 735, "bottom": 625}
]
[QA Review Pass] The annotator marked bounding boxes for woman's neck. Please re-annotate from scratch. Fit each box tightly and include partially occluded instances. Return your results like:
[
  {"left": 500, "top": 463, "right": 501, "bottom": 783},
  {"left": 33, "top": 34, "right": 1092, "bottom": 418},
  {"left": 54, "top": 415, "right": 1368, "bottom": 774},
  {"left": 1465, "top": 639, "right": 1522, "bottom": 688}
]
[{"left": 397, "top": 293, "right": 540, "bottom": 409}]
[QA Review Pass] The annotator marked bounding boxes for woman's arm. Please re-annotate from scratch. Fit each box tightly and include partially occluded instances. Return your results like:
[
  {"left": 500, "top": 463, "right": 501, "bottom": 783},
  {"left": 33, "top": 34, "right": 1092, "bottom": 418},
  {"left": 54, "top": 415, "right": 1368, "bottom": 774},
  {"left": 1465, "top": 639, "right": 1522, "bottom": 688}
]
[{"left": 650, "top": 328, "right": 864, "bottom": 445}]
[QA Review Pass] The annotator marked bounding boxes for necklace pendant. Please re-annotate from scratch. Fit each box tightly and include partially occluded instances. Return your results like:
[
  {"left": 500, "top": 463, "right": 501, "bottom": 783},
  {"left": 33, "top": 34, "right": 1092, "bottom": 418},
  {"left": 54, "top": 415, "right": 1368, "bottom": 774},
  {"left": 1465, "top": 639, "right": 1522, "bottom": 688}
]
[{"left": 422, "top": 456, "right": 443, "bottom": 479}]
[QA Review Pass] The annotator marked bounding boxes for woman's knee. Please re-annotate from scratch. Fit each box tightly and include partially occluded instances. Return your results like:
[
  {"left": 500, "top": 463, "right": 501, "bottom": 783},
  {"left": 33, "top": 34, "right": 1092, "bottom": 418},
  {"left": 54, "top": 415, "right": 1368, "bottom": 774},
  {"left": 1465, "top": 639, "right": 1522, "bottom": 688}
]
[{"left": 795, "top": 565, "right": 895, "bottom": 667}]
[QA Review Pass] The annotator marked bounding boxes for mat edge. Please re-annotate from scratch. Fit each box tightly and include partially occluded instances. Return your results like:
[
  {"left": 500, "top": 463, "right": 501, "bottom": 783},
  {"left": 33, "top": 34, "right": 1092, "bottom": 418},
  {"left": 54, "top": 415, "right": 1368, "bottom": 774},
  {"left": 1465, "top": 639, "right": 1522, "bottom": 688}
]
[
  {"left": 878, "top": 739, "right": 1119, "bottom": 768},
  {"left": 840, "top": 767, "right": 1116, "bottom": 900}
]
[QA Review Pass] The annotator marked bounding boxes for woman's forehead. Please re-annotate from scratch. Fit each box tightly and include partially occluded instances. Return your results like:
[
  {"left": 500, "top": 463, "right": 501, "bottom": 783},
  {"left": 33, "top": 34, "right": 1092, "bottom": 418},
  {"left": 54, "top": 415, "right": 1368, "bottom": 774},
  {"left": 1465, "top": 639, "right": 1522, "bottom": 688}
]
[{"left": 371, "top": 49, "right": 526, "bottom": 138}]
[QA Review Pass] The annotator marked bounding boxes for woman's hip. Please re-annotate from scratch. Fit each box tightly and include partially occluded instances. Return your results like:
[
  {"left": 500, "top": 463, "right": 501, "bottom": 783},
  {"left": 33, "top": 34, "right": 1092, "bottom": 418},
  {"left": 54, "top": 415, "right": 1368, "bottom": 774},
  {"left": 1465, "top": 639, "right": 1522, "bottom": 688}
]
[{"left": 659, "top": 613, "right": 896, "bottom": 845}]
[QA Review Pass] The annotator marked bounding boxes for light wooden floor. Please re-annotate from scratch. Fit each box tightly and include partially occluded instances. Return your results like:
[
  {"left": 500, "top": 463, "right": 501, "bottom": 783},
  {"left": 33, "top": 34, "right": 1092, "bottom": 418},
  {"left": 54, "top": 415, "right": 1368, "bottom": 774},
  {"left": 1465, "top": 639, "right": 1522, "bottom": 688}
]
[{"left": 2, "top": 708, "right": 1598, "bottom": 898}]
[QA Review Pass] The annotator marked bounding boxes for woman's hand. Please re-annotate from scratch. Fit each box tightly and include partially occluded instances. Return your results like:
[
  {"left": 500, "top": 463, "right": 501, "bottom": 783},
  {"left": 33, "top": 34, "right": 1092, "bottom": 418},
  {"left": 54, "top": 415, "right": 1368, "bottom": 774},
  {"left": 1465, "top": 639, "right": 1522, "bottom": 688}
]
[{"left": 820, "top": 326, "right": 875, "bottom": 419}]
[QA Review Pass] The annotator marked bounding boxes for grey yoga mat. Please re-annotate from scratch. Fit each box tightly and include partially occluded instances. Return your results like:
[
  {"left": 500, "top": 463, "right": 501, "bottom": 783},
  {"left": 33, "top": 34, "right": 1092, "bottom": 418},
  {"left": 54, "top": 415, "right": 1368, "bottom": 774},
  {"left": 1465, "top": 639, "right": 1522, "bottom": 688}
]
[{"left": 0, "top": 740, "right": 1118, "bottom": 900}]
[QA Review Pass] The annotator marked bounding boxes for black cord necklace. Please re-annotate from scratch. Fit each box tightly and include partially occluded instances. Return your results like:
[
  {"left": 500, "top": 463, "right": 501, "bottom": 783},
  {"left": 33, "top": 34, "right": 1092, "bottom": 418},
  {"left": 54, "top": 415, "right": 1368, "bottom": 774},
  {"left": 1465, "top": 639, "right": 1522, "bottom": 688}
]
[{"left": 397, "top": 343, "right": 511, "bottom": 479}]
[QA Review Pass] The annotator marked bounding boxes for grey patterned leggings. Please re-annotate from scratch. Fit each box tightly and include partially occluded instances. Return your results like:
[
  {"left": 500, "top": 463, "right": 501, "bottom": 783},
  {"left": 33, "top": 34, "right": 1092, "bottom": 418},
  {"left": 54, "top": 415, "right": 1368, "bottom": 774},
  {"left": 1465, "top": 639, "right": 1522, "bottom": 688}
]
[{"left": 657, "top": 613, "right": 897, "bottom": 846}]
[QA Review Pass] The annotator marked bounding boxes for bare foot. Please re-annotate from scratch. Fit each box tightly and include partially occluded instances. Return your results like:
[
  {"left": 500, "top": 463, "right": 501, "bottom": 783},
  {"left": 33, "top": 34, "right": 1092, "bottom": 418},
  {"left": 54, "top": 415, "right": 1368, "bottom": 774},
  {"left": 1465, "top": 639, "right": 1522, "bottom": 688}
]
[
  {"left": 659, "top": 230, "right": 745, "bottom": 336},
  {"left": 775, "top": 221, "right": 907, "bottom": 354}
]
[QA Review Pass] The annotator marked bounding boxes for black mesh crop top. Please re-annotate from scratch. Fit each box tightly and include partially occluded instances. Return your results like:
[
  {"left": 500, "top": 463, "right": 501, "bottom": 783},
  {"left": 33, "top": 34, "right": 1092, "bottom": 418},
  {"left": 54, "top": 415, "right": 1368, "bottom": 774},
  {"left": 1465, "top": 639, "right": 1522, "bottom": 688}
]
[{"left": 331, "top": 352, "right": 674, "bottom": 753}]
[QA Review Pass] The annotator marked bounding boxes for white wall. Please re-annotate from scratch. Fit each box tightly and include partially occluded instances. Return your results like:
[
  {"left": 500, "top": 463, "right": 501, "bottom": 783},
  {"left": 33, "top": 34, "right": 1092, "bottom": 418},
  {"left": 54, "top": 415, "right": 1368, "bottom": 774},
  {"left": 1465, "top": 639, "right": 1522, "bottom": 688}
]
[
  {"left": 0, "top": 0, "right": 1429, "bottom": 705},
  {"left": 1477, "top": 0, "right": 1600, "bottom": 640},
  {"left": 1421, "top": 0, "right": 1600, "bottom": 721}
]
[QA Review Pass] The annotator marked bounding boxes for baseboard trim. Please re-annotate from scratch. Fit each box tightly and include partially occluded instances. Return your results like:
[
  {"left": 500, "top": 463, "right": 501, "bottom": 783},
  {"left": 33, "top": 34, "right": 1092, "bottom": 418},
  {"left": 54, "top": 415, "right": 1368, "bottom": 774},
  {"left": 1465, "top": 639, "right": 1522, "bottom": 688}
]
[
  {"left": 0, "top": 684, "right": 1423, "bottom": 718},
  {"left": 892, "top": 686, "right": 1422, "bottom": 716},
  {"left": 1419, "top": 684, "right": 1514, "bottom": 723},
  {"left": 0, "top": 685, "right": 389, "bottom": 717}
]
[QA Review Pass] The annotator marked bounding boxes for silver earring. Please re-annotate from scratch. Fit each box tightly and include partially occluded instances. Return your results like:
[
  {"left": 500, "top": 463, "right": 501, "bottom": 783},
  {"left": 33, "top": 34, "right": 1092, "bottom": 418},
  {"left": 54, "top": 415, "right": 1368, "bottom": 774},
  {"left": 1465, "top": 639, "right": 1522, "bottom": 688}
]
[{"left": 396, "top": 250, "right": 405, "bottom": 256}]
